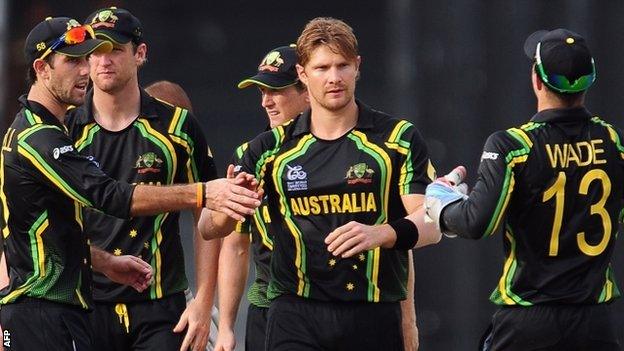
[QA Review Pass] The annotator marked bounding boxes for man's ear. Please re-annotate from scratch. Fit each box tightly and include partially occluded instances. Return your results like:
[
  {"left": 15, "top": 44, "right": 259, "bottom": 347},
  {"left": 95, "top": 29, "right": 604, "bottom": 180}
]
[
  {"left": 531, "top": 65, "right": 543, "bottom": 92},
  {"left": 136, "top": 43, "right": 148, "bottom": 66},
  {"left": 33, "top": 58, "right": 51, "bottom": 81},
  {"left": 296, "top": 64, "right": 307, "bottom": 86}
]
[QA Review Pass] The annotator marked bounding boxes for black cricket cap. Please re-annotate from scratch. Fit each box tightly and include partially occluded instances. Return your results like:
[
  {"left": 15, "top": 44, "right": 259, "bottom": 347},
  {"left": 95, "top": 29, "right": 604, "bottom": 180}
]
[
  {"left": 85, "top": 7, "right": 143, "bottom": 44},
  {"left": 24, "top": 17, "right": 112, "bottom": 64},
  {"left": 238, "top": 45, "right": 299, "bottom": 89},
  {"left": 524, "top": 28, "right": 596, "bottom": 93}
]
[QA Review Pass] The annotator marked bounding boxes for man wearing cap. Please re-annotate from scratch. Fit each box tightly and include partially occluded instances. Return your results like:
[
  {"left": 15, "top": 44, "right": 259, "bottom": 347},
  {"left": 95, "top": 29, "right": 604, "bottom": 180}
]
[
  {"left": 65, "top": 7, "right": 229, "bottom": 351},
  {"left": 215, "top": 45, "right": 309, "bottom": 351},
  {"left": 425, "top": 29, "right": 622, "bottom": 350},
  {"left": 0, "top": 16, "right": 260, "bottom": 351},
  {"left": 233, "top": 18, "right": 442, "bottom": 351}
]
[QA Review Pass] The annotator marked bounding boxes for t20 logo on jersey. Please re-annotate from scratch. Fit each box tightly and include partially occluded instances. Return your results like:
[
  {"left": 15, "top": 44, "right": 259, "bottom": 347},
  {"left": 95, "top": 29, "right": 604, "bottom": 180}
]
[{"left": 286, "top": 164, "right": 308, "bottom": 191}]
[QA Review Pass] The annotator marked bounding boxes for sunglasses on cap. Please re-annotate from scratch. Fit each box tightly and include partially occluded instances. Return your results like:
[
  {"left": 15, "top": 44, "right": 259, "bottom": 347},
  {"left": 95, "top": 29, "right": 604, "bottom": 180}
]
[
  {"left": 534, "top": 42, "right": 596, "bottom": 94},
  {"left": 39, "top": 25, "right": 96, "bottom": 61}
]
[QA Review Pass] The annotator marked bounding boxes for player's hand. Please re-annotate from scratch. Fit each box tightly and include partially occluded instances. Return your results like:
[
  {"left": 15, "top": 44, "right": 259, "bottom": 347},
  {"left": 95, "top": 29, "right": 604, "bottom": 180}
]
[
  {"left": 325, "top": 221, "right": 394, "bottom": 257},
  {"left": 204, "top": 171, "right": 261, "bottom": 222},
  {"left": 101, "top": 255, "right": 153, "bottom": 292},
  {"left": 424, "top": 166, "right": 468, "bottom": 237},
  {"left": 173, "top": 297, "right": 210, "bottom": 351},
  {"left": 214, "top": 327, "right": 236, "bottom": 351},
  {"left": 402, "top": 323, "right": 419, "bottom": 351},
  {"left": 227, "top": 164, "right": 259, "bottom": 191}
]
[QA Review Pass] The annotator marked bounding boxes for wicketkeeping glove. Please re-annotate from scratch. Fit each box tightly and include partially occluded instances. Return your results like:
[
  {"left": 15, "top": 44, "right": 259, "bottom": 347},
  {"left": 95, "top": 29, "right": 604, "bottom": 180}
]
[{"left": 425, "top": 166, "right": 468, "bottom": 238}]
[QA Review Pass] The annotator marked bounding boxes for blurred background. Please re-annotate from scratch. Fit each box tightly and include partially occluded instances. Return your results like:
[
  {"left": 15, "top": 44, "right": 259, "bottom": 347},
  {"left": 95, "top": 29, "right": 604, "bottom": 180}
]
[{"left": 4, "top": 0, "right": 624, "bottom": 349}]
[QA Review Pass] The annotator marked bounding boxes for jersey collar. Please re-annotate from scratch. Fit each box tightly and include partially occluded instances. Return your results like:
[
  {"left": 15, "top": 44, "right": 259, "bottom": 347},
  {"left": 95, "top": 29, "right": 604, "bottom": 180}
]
[
  {"left": 292, "top": 99, "right": 375, "bottom": 137},
  {"left": 530, "top": 106, "right": 592, "bottom": 123},
  {"left": 73, "top": 87, "right": 160, "bottom": 126},
  {"left": 18, "top": 94, "right": 65, "bottom": 128}
]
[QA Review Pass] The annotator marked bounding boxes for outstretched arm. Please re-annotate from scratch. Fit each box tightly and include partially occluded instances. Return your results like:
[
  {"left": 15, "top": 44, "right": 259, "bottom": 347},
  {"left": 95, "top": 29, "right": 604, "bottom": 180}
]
[{"left": 131, "top": 175, "right": 261, "bottom": 221}]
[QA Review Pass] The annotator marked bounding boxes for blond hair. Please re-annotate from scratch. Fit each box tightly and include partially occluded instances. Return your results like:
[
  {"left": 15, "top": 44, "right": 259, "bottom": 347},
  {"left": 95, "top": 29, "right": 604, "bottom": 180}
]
[{"left": 296, "top": 17, "right": 358, "bottom": 67}]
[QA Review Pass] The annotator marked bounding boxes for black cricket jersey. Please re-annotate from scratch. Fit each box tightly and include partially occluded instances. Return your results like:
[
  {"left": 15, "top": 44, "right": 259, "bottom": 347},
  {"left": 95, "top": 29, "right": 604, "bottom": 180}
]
[
  {"left": 66, "top": 89, "right": 217, "bottom": 302},
  {"left": 443, "top": 107, "right": 623, "bottom": 305},
  {"left": 235, "top": 101, "right": 435, "bottom": 302},
  {"left": 232, "top": 141, "right": 275, "bottom": 309},
  {"left": 0, "top": 96, "right": 134, "bottom": 309}
]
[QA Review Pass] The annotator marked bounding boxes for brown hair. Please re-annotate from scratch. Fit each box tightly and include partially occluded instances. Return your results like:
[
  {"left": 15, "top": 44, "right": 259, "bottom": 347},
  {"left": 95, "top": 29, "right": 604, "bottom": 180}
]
[
  {"left": 145, "top": 80, "right": 193, "bottom": 112},
  {"left": 296, "top": 17, "right": 358, "bottom": 67}
]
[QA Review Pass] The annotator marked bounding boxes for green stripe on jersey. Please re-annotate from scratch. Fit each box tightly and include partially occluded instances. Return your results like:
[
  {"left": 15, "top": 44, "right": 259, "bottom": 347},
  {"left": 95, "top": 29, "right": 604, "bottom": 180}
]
[{"left": 272, "top": 135, "right": 316, "bottom": 297}]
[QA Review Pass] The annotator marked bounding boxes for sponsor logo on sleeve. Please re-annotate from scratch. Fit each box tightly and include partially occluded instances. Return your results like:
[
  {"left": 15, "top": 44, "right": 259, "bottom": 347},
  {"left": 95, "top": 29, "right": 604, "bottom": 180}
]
[
  {"left": 52, "top": 145, "right": 74, "bottom": 159},
  {"left": 480, "top": 151, "right": 499, "bottom": 162}
]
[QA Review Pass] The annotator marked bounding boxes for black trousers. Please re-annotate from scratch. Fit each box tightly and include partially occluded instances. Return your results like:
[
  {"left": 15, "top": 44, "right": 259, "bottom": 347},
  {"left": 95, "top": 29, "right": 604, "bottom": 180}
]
[
  {"left": 0, "top": 297, "right": 93, "bottom": 350},
  {"left": 89, "top": 292, "right": 186, "bottom": 351},
  {"left": 481, "top": 304, "right": 621, "bottom": 351},
  {"left": 245, "top": 304, "right": 269, "bottom": 351},
  {"left": 265, "top": 295, "right": 403, "bottom": 351}
]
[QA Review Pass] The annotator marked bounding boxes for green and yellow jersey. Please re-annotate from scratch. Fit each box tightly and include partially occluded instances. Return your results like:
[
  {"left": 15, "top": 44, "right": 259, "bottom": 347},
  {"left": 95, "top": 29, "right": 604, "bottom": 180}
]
[
  {"left": 443, "top": 107, "right": 623, "bottom": 305},
  {"left": 235, "top": 101, "right": 435, "bottom": 302},
  {"left": 66, "top": 89, "right": 217, "bottom": 302},
  {"left": 0, "top": 96, "right": 134, "bottom": 308},
  {"left": 232, "top": 142, "right": 275, "bottom": 308}
]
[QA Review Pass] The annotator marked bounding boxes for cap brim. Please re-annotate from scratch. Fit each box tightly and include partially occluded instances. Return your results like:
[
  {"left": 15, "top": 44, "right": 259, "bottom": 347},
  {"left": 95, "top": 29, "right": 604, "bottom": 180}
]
[
  {"left": 95, "top": 30, "right": 133, "bottom": 44},
  {"left": 56, "top": 38, "right": 113, "bottom": 57},
  {"left": 237, "top": 72, "right": 298, "bottom": 89},
  {"left": 524, "top": 30, "right": 549, "bottom": 60}
]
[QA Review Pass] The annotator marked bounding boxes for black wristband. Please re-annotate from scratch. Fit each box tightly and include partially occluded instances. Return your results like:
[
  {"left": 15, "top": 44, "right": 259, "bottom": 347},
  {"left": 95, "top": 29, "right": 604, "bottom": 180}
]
[
  {"left": 388, "top": 218, "right": 419, "bottom": 250},
  {"left": 200, "top": 182, "right": 206, "bottom": 208}
]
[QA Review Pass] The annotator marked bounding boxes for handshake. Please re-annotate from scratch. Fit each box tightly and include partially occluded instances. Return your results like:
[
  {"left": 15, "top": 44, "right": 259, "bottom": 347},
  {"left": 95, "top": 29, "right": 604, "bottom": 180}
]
[{"left": 424, "top": 166, "right": 469, "bottom": 238}]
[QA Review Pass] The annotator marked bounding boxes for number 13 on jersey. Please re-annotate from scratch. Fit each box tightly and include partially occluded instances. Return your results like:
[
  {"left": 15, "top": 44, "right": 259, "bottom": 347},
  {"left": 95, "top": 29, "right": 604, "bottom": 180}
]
[{"left": 542, "top": 169, "right": 612, "bottom": 257}]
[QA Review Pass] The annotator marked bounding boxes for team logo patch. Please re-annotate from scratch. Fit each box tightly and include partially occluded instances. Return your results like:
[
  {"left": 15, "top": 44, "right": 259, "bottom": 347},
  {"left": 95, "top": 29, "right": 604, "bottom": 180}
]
[
  {"left": 258, "top": 51, "right": 284, "bottom": 72},
  {"left": 66, "top": 19, "right": 81, "bottom": 30},
  {"left": 345, "top": 162, "right": 374, "bottom": 185},
  {"left": 91, "top": 9, "right": 118, "bottom": 29},
  {"left": 286, "top": 164, "right": 308, "bottom": 191},
  {"left": 135, "top": 152, "right": 163, "bottom": 174}
]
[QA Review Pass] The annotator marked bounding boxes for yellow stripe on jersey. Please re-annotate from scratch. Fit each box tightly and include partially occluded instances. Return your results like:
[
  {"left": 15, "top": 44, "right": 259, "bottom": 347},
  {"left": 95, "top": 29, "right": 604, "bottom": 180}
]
[
  {"left": 487, "top": 155, "right": 527, "bottom": 235},
  {"left": 168, "top": 108, "right": 197, "bottom": 182},
  {"left": 1, "top": 211, "right": 49, "bottom": 304},
  {"left": 387, "top": 120, "right": 411, "bottom": 144},
  {"left": 348, "top": 131, "right": 391, "bottom": 301},
  {"left": 16, "top": 131, "right": 93, "bottom": 207},
  {"left": 75, "top": 123, "right": 100, "bottom": 151},
  {"left": 350, "top": 131, "right": 392, "bottom": 223},
  {"left": 508, "top": 128, "right": 533, "bottom": 148},
  {"left": 135, "top": 119, "right": 178, "bottom": 184},
  {"left": 272, "top": 134, "right": 316, "bottom": 297},
  {"left": 1, "top": 132, "right": 10, "bottom": 238},
  {"left": 35, "top": 218, "right": 49, "bottom": 276}
]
